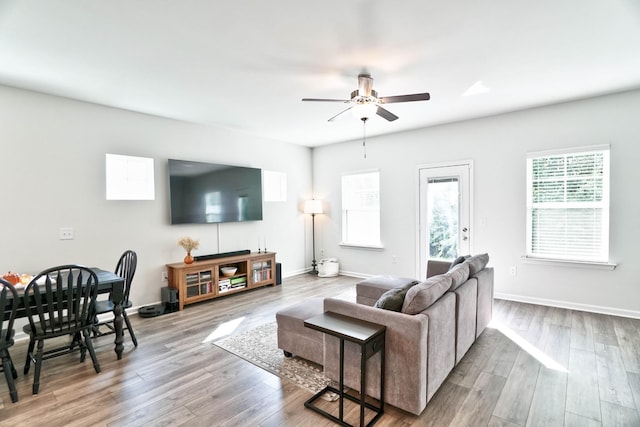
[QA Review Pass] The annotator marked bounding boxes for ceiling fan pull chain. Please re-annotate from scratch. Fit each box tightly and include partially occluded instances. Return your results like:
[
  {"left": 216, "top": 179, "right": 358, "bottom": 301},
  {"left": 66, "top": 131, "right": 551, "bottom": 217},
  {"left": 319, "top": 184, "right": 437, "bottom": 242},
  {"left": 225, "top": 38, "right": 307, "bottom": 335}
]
[{"left": 362, "top": 117, "right": 367, "bottom": 159}]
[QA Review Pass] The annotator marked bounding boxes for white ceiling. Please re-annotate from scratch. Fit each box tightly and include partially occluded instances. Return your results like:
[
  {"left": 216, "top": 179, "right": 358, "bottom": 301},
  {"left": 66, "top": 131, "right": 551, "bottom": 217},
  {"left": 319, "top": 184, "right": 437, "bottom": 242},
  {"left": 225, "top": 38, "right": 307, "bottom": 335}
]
[{"left": 1, "top": 1, "right": 640, "bottom": 147}]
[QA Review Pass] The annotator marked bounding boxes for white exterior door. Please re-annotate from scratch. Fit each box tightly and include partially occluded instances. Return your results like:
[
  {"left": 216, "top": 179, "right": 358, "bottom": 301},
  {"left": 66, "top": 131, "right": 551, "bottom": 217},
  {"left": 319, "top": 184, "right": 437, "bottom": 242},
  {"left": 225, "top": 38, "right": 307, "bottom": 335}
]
[{"left": 418, "top": 162, "right": 472, "bottom": 279}]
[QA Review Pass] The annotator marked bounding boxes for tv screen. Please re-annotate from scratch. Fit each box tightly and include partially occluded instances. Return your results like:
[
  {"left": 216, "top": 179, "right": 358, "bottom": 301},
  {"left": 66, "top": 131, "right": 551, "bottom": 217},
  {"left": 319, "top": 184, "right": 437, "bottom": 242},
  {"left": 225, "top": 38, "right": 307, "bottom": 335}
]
[{"left": 168, "top": 159, "right": 263, "bottom": 225}]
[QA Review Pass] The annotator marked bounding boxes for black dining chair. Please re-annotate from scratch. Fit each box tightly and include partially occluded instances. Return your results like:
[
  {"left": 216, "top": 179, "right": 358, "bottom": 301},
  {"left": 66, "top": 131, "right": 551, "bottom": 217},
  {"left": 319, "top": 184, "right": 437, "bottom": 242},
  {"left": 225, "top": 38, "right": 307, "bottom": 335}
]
[
  {"left": 93, "top": 250, "right": 138, "bottom": 346},
  {"left": 23, "top": 265, "right": 101, "bottom": 394},
  {"left": 0, "top": 278, "right": 19, "bottom": 403}
]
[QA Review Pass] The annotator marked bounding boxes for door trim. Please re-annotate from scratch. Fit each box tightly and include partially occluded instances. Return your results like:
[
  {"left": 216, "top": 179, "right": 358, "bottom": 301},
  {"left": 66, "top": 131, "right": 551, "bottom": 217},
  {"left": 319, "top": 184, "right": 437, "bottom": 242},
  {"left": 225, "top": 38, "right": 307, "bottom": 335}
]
[{"left": 415, "top": 160, "right": 474, "bottom": 279}]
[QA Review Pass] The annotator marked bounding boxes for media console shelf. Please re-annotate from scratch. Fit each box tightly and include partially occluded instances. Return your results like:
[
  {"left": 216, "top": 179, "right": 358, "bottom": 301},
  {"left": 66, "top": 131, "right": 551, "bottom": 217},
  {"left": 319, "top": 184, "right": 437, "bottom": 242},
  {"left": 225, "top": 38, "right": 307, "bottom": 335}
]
[{"left": 166, "top": 252, "right": 276, "bottom": 310}]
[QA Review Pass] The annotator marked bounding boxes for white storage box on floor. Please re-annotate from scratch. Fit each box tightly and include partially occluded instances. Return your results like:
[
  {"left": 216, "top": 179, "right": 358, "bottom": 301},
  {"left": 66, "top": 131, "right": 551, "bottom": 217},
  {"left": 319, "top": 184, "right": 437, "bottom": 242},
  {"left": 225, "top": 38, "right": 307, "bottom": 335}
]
[{"left": 318, "top": 258, "right": 339, "bottom": 277}]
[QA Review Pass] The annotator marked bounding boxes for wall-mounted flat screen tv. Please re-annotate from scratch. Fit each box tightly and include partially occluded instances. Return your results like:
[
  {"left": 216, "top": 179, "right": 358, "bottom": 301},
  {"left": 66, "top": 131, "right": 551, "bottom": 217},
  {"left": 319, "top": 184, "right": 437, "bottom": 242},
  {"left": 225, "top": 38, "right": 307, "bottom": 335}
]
[{"left": 168, "top": 159, "right": 263, "bottom": 225}]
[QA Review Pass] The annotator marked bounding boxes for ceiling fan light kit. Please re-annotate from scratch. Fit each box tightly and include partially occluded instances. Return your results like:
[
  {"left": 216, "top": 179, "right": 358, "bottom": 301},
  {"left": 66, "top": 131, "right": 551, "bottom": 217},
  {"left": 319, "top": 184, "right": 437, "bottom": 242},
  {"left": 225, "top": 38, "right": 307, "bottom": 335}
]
[{"left": 351, "top": 102, "right": 378, "bottom": 120}]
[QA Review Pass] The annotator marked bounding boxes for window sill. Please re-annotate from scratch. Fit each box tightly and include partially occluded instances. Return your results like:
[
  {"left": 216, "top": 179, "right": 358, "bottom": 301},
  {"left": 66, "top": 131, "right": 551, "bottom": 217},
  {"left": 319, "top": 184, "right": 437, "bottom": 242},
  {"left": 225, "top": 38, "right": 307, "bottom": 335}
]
[
  {"left": 340, "top": 243, "right": 385, "bottom": 250},
  {"left": 520, "top": 256, "right": 617, "bottom": 270}
]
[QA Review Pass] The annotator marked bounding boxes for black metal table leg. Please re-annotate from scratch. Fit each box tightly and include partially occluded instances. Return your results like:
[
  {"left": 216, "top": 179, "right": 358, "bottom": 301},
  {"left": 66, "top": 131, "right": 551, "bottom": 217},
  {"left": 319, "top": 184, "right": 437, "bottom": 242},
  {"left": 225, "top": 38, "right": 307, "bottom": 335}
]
[{"left": 303, "top": 312, "right": 386, "bottom": 427}]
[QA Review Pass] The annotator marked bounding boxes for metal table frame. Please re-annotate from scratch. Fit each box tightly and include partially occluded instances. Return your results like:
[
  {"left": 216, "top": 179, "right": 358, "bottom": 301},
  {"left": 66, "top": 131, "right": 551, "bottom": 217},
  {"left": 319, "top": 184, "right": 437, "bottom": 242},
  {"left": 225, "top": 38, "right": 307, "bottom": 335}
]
[{"left": 303, "top": 311, "right": 385, "bottom": 427}]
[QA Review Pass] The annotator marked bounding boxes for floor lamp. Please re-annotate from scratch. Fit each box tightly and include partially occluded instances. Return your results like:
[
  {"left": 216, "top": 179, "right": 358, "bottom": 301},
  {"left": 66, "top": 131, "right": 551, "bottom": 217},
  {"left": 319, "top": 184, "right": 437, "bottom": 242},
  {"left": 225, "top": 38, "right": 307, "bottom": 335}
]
[{"left": 304, "top": 199, "right": 323, "bottom": 275}]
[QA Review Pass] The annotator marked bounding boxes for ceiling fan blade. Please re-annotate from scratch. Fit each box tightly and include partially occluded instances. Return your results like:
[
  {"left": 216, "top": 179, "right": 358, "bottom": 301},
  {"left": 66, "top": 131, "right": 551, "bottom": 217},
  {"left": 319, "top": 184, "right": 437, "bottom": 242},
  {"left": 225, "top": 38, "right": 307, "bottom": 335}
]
[
  {"left": 302, "top": 98, "right": 350, "bottom": 103},
  {"left": 379, "top": 93, "right": 431, "bottom": 104},
  {"left": 328, "top": 106, "right": 353, "bottom": 122},
  {"left": 376, "top": 106, "right": 399, "bottom": 122}
]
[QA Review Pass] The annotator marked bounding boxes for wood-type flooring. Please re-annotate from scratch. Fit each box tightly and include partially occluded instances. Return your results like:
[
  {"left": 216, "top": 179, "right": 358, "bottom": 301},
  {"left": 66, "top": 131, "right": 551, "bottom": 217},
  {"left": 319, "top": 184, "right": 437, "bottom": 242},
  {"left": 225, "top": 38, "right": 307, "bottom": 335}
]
[{"left": 1, "top": 274, "right": 639, "bottom": 426}]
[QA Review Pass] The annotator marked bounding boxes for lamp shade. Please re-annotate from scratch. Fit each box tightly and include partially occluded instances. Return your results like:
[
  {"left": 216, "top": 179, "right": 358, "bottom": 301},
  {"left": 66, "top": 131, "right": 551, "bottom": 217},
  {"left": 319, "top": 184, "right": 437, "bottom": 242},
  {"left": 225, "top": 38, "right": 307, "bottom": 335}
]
[{"left": 304, "top": 199, "right": 323, "bottom": 215}]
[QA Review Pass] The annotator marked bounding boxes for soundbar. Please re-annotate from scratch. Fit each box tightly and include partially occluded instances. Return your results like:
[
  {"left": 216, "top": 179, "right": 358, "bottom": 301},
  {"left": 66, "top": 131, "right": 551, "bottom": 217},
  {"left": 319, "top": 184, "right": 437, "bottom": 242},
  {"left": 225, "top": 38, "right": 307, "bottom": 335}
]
[{"left": 194, "top": 249, "right": 251, "bottom": 261}]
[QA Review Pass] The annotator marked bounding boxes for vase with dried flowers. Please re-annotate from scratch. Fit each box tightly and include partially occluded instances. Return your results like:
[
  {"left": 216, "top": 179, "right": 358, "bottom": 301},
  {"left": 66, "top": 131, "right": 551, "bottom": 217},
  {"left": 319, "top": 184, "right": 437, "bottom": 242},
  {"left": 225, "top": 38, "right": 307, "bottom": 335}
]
[{"left": 178, "top": 236, "right": 199, "bottom": 264}]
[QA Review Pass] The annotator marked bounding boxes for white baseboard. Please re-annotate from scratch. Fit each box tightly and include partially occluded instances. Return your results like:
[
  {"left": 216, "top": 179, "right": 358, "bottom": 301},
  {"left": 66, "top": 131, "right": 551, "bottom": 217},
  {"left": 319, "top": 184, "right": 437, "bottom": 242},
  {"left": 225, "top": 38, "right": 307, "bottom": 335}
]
[
  {"left": 283, "top": 271, "right": 640, "bottom": 320},
  {"left": 286, "top": 269, "right": 371, "bottom": 279},
  {"left": 337, "top": 270, "right": 371, "bottom": 279},
  {"left": 282, "top": 268, "right": 311, "bottom": 278},
  {"left": 495, "top": 292, "right": 640, "bottom": 320}
]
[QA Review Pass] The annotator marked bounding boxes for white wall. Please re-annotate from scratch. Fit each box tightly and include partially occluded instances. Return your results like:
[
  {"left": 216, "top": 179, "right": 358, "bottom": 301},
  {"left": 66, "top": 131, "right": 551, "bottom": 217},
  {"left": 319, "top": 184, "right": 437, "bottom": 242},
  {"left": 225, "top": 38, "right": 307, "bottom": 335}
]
[
  {"left": 312, "top": 89, "right": 640, "bottom": 317},
  {"left": 4, "top": 84, "right": 639, "bottom": 317},
  {"left": 0, "top": 85, "right": 313, "bottom": 307}
]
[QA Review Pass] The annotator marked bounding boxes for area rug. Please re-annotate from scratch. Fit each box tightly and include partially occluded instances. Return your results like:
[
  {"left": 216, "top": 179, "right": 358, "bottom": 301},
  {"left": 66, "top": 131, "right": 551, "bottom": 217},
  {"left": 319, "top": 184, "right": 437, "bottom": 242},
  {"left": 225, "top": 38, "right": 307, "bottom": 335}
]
[{"left": 213, "top": 322, "right": 339, "bottom": 400}]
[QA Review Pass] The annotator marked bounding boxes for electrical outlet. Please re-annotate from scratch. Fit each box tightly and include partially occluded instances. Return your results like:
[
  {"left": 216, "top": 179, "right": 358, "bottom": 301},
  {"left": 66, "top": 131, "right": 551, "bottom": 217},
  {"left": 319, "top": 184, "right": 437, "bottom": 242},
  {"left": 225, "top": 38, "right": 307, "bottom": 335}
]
[
  {"left": 392, "top": 255, "right": 397, "bottom": 264},
  {"left": 59, "top": 227, "right": 74, "bottom": 240},
  {"left": 509, "top": 266, "right": 517, "bottom": 276},
  {"left": 320, "top": 249, "right": 325, "bottom": 258},
  {"left": 161, "top": 271, "right": 168, "bottom": 282}
]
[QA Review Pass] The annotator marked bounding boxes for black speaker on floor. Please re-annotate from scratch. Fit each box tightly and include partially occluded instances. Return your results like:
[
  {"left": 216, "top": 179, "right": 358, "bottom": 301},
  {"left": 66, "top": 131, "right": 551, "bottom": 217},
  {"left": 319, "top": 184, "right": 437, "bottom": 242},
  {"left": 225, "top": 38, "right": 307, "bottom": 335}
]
[
  {"left": 276, "top": 262, "right": 282, "bottom": 285},
  {"left": 162, "top": 286, "right": 179, "bottom": 312}
]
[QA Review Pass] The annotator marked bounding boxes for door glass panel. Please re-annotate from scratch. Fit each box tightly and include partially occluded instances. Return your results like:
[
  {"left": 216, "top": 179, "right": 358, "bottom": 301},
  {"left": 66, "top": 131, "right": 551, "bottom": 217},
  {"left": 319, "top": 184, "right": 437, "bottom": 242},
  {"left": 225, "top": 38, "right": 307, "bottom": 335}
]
[{"left": 427, "top": 177, "right": 459, "bottom": 260}]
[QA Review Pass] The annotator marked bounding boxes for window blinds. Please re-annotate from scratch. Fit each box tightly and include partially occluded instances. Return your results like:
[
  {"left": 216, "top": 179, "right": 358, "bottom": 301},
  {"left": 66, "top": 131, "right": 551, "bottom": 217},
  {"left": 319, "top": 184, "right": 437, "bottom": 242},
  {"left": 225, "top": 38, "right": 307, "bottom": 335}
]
[{"left": 526, "top": 147, "right": 609, "bottom": 262}]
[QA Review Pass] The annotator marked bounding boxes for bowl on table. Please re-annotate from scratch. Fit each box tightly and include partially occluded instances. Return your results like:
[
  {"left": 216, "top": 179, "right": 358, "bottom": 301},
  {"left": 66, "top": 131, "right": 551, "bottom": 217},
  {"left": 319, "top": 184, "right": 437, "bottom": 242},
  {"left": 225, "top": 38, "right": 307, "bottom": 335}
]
[{"left": 220, "top": 267, "right": 237, "bottom": 277}]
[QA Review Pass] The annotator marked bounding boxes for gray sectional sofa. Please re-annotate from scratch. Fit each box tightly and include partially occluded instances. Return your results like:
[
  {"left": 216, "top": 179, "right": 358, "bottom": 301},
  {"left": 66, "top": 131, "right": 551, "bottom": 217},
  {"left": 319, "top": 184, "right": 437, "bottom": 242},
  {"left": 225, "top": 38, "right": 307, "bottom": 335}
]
[{"left": 276, "top": 253, "right": 493, "bottom": 416}]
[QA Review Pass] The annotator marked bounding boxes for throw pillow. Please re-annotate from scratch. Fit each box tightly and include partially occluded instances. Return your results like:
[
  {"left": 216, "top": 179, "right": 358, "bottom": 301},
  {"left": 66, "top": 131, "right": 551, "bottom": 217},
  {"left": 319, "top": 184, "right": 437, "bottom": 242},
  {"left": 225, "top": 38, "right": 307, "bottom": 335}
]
[
  {"left": 445, "top": 261, "right": 470, "bottom": 290},
  {"left": 374, "top": 288, "right": 408, "bottom": 312},
  {"left": 401, "top": 280, "right": 420, "bottom": 290},
  {"left": 401, "top": 274, "right": 452, "bottom": 315},
  {"left": 465, "top": 253, "right": 490, "bottom": 276},
  {"left": 374, "top": 280, "right": 419, "bottom": 312}
]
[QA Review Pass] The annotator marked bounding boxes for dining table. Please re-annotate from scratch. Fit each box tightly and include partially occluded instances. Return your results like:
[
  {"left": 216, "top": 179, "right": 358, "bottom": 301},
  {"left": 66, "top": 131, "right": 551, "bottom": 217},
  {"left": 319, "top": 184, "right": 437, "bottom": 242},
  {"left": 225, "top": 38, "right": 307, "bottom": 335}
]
[{"left": 9, "top": 267, "right": 126, "bottom": 360}]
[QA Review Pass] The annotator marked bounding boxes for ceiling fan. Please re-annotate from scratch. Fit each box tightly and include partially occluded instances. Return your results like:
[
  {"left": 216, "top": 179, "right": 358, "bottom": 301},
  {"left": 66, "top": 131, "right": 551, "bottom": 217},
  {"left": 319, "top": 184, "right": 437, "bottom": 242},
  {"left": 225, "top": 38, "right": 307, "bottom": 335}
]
[{"left": 302, "top": 73, "right": 430, "bottom": 122}]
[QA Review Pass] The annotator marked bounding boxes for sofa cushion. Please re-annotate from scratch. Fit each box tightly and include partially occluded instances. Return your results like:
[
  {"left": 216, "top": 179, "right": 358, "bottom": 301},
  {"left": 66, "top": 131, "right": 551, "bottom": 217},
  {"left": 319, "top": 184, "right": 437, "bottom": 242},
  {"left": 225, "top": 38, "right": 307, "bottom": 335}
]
[
  {"left": 276, "top": 297, "right": 325, "bottom": 365},
  {"left": 464, "top": 253, "right": 489, "bottom": 276},
  {"left": 448, "top": 255, "right": 468, "bottom": 271},
  {"left": 445, "top": 261, "right": 470, "bottom": 291},
  {"left": 374, "top": 281, "right": 419, "bottom": 312},
  {"left": 401, "top": 274, "right": 452, "bottom": 315}
]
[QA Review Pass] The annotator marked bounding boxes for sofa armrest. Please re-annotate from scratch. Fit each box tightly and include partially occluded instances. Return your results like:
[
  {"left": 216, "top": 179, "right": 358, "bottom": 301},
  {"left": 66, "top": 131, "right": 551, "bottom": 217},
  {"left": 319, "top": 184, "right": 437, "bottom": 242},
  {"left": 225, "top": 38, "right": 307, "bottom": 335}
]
[{"left": 323, "top": 297, "right": 429, "bottom": 415}]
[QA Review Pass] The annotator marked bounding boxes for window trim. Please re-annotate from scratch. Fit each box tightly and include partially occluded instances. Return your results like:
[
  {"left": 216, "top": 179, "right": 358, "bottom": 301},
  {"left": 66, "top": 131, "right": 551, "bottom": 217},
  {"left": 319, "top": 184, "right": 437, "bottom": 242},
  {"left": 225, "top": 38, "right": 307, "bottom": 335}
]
[
  {"left": 339, "top": 242, "right": 385, "bottom": 250},
  {"left": 525, "top": 144, "right": 612, "bottom": 265},
  {"left": 520, "top": 255, "right": 616, "bottom": 270}
]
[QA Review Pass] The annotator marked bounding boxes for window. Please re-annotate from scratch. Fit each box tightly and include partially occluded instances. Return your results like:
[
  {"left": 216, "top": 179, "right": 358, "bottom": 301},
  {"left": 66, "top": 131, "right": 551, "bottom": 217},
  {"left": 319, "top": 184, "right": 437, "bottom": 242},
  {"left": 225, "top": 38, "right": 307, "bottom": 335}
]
[
  {"left": 341, "top": 170, "right": 381, "bottom": 247},
  {"left": 526, "top": 145, "right": 610, "bottom": 263},
  {"left": 105, "top": 154, "right": 155, "bottom": 200},
  {"left": 263, "top": 170, "right": 287, "bottom": 202}
]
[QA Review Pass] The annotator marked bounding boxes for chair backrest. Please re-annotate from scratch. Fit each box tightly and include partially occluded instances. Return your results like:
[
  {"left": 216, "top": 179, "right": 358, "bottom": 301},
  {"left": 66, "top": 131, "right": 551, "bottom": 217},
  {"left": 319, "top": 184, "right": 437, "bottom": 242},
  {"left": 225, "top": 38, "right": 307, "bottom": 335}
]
[
  {"left": 115, "top": 250, "right": 137, "bottom": 302},
  {"left": 24, "top": 265, "right": 99, "bottom": 338},
  {"left": 0, "top": 278, "right": 19, "bottom": 349}
]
